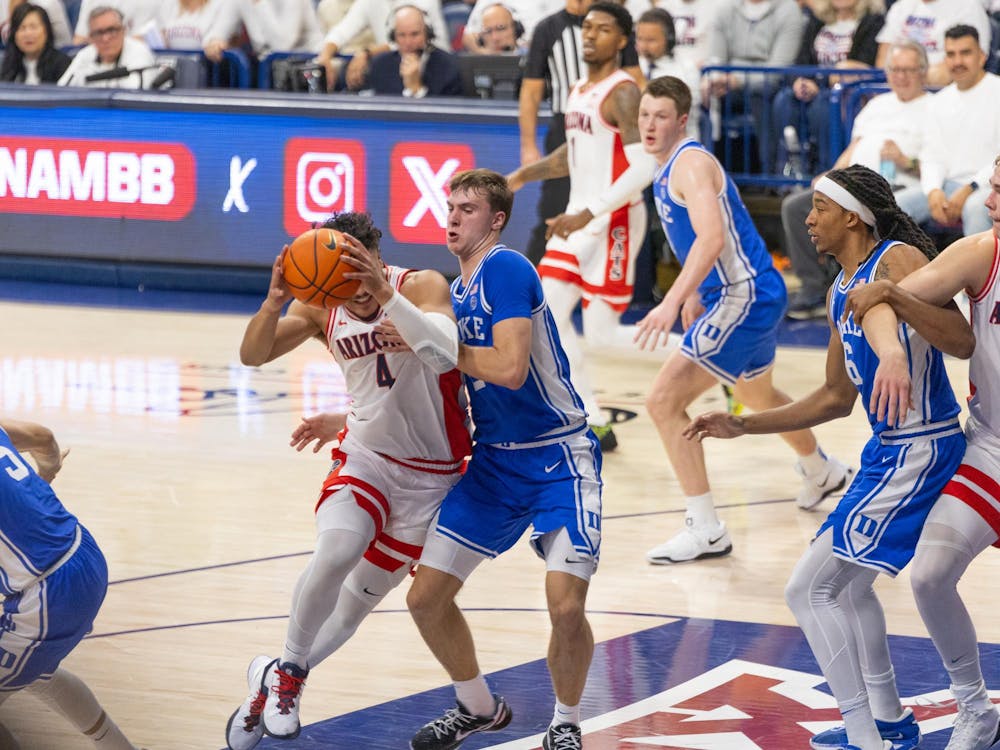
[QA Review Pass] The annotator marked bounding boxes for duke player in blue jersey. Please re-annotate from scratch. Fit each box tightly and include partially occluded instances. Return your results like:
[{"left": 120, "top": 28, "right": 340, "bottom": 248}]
[
  {"left": 404, "top": 169, "right": 602, "bottom": 750},
  {"left": 0, "top": 419, "right": 142, "bottom": 749},
  {"left": 635, "top": 75, "right": 851, "bottom": 565},
  {"left": 686, "top": 164, "right": 970, "bottom": 750}
]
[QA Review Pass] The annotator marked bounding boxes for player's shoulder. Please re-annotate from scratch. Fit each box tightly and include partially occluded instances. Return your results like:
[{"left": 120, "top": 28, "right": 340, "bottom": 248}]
[
  {"left": 399, "top": 267, "right": 451, "bottom": 297},
  {"left": 483, "top": 245, "right": 536, "bottom": 274}
]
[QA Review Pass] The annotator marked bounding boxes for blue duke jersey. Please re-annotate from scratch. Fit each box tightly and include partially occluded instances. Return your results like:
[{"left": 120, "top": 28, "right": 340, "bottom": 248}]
[
  {"left": 653, "top": 139, "right": 779, "bottom": 300},
  {"left": 0, "top": 428, "right": 79, "bottom": 595},
  {"left": 830, "top": 240, "right": 960, "bottom": 436},
  {"left": 451, "top": 245, "right": 587, "bottom": 447}
]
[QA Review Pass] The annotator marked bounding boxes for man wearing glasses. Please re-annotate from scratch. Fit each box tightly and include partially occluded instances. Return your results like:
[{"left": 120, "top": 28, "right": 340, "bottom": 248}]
[{"left": 59, "top": 5, "right": 155, "bottom": 88}]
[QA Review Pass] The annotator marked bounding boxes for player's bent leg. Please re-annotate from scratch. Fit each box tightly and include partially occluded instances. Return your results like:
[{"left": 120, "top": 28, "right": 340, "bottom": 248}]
[
  {"left": 409, "top": 536, "right": 514, "bottom": 750},
  {"left": 733, "top": 370, "right": 852, "bottom": 510},
  {"left": 29, "top": 668, "right": 140, "bottom": 750},
  {"left": 645, "top": 353, "right": 730, "bottom": 563},
  {"left": 263, "top": 489, "right": 375, "bottom": 740},
  {"left": 785, "top": 530, "right": 885, "bottom": 750},
  {"left": 911, "top": 496, "right": 1000, "bottom": 750}
]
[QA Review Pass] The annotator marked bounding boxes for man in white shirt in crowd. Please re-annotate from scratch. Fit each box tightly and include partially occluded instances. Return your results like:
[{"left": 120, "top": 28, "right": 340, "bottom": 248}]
[
  {"left": 894, "top": 24, "right": 1000, "bottom": 236},
  {"left": 461, "top": 0, "right": 559, "bottom": 53},
  {"left": 875, "top": 0, "right": 990, "bottom": 86},
  {"left": 71, "top": 0, "right": 157, "bottom": 43},
  {"left": 59, "top": 5, "right": 157, "bottom": 88},
  {"left": 783, "top": 40, "right": 932, "bottom": 320}
]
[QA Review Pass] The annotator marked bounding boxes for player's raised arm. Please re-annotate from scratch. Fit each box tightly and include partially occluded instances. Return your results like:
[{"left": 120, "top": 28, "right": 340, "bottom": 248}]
[
  {"left": 240, "top": 252, "right": 323, "bottom": 367},
  {"left": 0, "top": 418, "right": 66, "bottom": 482}
]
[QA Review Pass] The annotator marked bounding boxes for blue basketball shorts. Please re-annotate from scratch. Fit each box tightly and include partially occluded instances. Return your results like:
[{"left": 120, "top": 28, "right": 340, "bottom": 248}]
[
  {"left": 818, "top": 429, "right": 966, "bottom": 576},
  {"left": 681, "top": 270, "right": 788, "bottom": 385},
  {"left": 431, "top": 430, "right": 603, "bottom": 563},
  {"left": 0, "top": 526, "right": 108, "bottom": 691}
]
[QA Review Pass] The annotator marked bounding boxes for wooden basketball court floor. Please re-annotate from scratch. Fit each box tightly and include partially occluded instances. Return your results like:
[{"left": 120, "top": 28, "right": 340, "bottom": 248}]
[{"left": 1, "top": 292, "right": 998, "bottom": 750}]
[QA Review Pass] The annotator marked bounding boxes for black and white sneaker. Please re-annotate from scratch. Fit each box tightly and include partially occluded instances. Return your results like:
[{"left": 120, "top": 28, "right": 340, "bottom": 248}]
[
  {"left": 543, "top": 722, "right": 582, "bottom": 749},
  {"left": 410, "top": 694, "right": 512, "bottom": 750}
]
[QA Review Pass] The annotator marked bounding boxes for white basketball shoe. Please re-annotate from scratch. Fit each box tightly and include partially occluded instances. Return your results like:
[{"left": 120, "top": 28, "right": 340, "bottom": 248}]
[
  {"left": 225, "top": 655, "right": 275, "bottom": 750},
  {"left": 796, "top": 454, "right": 853, "bottom": 510},
  {"left": 946, "top": 704, "right": 1000, "bottom": 749},
  {"left": 646, "top": 520, "right": 732, "bottom": 564},
  {"left": 262, "top": 660, "right": 309, "bottom": 739}
]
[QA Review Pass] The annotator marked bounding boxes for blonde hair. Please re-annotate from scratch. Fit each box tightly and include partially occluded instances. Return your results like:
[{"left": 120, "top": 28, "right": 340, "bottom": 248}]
[{"left": 810, "top": 0, "right": 884, "bottom": 25}]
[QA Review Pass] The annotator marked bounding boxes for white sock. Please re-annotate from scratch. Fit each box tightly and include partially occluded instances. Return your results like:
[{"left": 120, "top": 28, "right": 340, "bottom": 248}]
[
  {"left": 798, "top": 448, "right": 827, "bottom": 475},
  {"left": 455, "top": 674, "right": 494, "bottom": 717},
  {"left": 553, "top": 700, "right": 580, "bottom": 727},
  {"left": 864, "top": 667, "right": 903, "bottom": 722},
  {"left": 281, "top": 641, "right": 310, "bottom": 671},
  {"left": 953, "top": 680, "right": 995, "bottom": 714},
  {"left": 685, "top": 493, "right": 718, "bottom": 528}
]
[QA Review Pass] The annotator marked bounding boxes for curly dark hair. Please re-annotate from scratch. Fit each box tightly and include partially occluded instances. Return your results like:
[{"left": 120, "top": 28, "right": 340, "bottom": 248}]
[
  {"left": 824, "top": 164, "right": 938, "bottom": 259},
  {"left": 588, "top": 2, "right": 634, "bottom": 37},
  {"left": 321, "top": 211, "right": 383, "bottom": 253}
]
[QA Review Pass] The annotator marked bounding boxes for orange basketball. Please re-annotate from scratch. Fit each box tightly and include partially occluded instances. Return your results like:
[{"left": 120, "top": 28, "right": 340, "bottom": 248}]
[{"left": 282, "top": 228, "right": 361, "bottom": 309}]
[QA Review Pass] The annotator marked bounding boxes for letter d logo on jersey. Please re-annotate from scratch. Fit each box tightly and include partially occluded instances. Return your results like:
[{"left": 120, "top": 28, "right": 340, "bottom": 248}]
[{"left": 390, "top": 143, "right": 474, "bottom": 244}]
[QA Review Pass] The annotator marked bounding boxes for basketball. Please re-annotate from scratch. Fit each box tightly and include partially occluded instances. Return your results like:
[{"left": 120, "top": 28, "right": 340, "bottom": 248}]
[{"left": 282, "top": 228, "right": 361, "bottom": 309}]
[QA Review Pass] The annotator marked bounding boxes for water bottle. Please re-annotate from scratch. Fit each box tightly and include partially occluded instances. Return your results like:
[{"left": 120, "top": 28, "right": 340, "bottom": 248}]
[
  {"left": 783, "top": 125, "right": 804, "bottom": 181},
  {"left": 879, "top": 157, "right": 896, "bottom": 184}
]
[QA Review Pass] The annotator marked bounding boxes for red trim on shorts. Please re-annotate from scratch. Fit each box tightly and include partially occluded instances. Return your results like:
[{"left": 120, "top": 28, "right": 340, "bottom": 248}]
[
  {"left": 363, "top": 545, "right": 407, "bottom": 572},
  {"left": 376, "top": 533, "right": 423, "bottom": 559},
  {"left": 317, "top": 471, "right": 389, "bottom": 522},
  {"left": 942, "top": 477, "right": 1000, "bottom": 549}
]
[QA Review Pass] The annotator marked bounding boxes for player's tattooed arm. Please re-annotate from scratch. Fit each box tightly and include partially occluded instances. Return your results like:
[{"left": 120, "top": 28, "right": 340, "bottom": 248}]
[
  {"left": 606, "top": 80, "right": 642, "bottom": 145},
  {"left": 506, "top": 144, "right": 569, "bottom": 191}
]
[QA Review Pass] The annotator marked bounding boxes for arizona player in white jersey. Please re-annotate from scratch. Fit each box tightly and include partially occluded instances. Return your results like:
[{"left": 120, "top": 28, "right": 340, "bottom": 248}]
[
  {"left": 0, "top": 419, "right": 142, "bottom": 749},
  {"left": 404, "top": 169, "right": 602, "bottom": 750},
  {"left": 225, "top": 211, "right": 471, "bottom": 749},
  {"left": 635, "top": 75, "right": 850, "bottom": 565},
  {"left": 845, "top": 154, "right": 1000, "bottom": 749},
  {"left": 508, "top": 2, "right": 658, "bottom": 452},
  {"left": 687, "top": 164, "right": 969, "bottom": 750}
]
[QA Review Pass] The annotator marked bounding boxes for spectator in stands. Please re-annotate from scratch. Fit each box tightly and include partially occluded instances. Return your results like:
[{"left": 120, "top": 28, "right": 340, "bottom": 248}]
[
  {"left": 317, "top": 0, "right": 448, "bottom": 92},
  {"left": 316, "top": 0, "right": 374, "bottom": 54},
  {"left": 154, "top": 0, "right": 241, "bottom": 62},
  {"left": 461, "top": 0, "right": 559, "bottom": 52},
  {"left": 635, "top": 8, "right": 699, "bottom": 136},
  {"left": 659, "top": 0, "right": 718, "bottom": 73},
  {"left": 58, "top": 5, "right": 157, "bottom": 87},
  {"left": 1, "top": 4, "right": 71, "bottom": 83},
  {"left": 518, "top": 0, "right": 643, "bottom": 266},
  {"left": 875, "top": 0, "right": 990, "bottom": 85},
  {"left": 702, "top": 0, "right": 805, "bottom": 173},
  {"left": 782, "top": 40, "right": 930, "bottom": 319},
  {"left": 894, "top": 24, "right": 1000, "bottom": 236},
  {"left": 773, "top": 0, "right": 885, "bottom": 170},
  {"left": 1, "top": 0, "right": 71, "bottom": 46},
  {"left": 365, "top": 4, "right": 463, "bottom": 96},
  {"left": 71, "top": 0, "right": 158, "bottom": 44},
  {"left": 229, "top": 0, "right": 322, "bottom": 57},
  {"left": 462, "top": 3, "right": 526, "bottom": 54}
]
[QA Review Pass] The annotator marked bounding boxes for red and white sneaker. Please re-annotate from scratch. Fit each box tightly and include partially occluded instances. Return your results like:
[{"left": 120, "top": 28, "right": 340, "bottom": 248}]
[
  {"left": 262, "top": 661, "right": 309, "bottom": 739},
  {"left": 225, "top": 655, "right": 275, "bottom": 750}
]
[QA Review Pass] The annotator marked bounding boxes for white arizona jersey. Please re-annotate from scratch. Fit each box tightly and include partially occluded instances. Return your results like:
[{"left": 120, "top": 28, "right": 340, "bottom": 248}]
[
  {"left": 564, "top": 69, "right": 641, "bottom": 212},
  {"left": 968, "top": 234, "right": 1000, "bottom": 438},
  {"left": 325, "top": 265, "right": 471, "bottom": 473}
]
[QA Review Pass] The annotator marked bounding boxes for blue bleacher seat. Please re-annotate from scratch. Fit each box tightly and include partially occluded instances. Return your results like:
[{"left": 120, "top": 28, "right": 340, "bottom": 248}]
[{"left": 442, "top": 3, "right": 472, "bottom": 51}]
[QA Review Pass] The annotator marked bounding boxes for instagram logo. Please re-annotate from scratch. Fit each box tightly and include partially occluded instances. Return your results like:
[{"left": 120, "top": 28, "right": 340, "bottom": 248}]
[{"left": 284, "top": 138, "right": 366, "bottom": 235}]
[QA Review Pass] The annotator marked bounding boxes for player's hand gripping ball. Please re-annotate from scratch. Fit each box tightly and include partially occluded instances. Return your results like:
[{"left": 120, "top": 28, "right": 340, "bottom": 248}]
[{"left": 282, "top": 228, "right": 361, "bottom": 309}]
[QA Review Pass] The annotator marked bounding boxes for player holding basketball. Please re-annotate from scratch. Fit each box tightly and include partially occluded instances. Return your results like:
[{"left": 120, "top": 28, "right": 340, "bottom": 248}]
[
  {"left": 635, "top": 75, "right": 851, "bottom": 564},
  {"left": 0, "top": 418, "right": 143, "bottom": 750},
  {"left": 403, "top": 168, "right": 602, "bottom": 750},
  {"left": 226, "top": 211, "right": 471, "bottom": 749},
  {"left": 686, "top": 164, "right": 969, "bottom": 750},
  {"left": 844, "top": 155, "right": 1000, "bottom": 750},
  {"left": 506, "top": 2, "right": 656, "bottom": 453}
]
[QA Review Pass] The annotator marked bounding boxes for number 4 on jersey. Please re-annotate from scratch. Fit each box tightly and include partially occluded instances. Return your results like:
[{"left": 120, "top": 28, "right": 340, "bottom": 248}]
[{"left": 376, "top": 354, "right": 396, "bottom": 388}]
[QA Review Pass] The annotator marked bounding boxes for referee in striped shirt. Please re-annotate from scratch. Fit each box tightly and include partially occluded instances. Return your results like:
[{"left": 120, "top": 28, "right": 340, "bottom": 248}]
[{"left": 518, "top": 0, "right": 642, "bottom": 265}]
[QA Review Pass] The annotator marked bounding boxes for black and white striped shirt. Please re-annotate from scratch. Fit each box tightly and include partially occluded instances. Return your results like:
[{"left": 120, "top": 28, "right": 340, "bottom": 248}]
[{"left": 524, "top": 9, "right": 639, "bottom": 114}]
